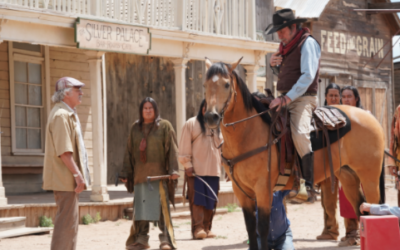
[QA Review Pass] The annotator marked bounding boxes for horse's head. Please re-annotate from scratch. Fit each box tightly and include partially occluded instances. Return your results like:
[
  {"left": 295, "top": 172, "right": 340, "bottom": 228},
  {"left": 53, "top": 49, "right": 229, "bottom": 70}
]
[{"left": 203, "top": 57, "right": 243, "bottom": 129}]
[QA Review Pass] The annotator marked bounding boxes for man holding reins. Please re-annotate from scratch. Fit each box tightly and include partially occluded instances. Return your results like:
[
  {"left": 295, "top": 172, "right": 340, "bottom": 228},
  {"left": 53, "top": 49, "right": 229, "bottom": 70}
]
[{"left": 266, "top": 8, "right": 321, "bottom": 202}]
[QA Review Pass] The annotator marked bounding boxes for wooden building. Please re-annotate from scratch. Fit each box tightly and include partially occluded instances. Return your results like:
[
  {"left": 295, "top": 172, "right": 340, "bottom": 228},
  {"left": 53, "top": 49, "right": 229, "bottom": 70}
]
[
  {"left": 0, "top": 1, "right": 278, "bottom": 203},
  {"left": 275, "top": 0, "right": 400, "bottom": 146}
]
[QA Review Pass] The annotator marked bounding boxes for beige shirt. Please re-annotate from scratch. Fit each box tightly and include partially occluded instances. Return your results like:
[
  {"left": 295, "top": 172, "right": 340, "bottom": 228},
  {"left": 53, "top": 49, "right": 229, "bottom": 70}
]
[
  {"left": 178, "top": 117, "right": 222, "bottom": 177},
  {"left": 42, "top": 102, "right": 90, "bottom": 191}
]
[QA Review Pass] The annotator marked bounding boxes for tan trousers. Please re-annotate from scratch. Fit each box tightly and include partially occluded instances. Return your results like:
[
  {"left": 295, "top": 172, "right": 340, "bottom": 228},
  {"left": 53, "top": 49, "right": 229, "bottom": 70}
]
[
  {"left": 51, "top": 191, "right": 79, "bottom": 250},
  {"left": 186, "top": 176, "right": 217, "bottom": 238},
  {"left": 287, "top": 95, "right": 318, "bottom": 158},
  {"left": 320, "top": 180, "right": 359, "bottom": 239},
  {"left": 319, "top": 178, "right": 339, "bottom": 239}
]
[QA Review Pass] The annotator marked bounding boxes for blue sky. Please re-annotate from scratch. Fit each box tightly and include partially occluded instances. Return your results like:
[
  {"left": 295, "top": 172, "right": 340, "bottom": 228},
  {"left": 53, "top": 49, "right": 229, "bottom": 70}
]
[{"left": 392, "top": 0, "right": 400, "bottom": 62}]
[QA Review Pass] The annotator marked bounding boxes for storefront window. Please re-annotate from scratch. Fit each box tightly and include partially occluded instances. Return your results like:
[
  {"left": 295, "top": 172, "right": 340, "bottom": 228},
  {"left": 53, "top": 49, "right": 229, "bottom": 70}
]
[
  {"left": 14, "top": 61, "right": 43, "bottom": 149},
  {"left": 9, "top": 42, "right": 45, "bottom": 154}
]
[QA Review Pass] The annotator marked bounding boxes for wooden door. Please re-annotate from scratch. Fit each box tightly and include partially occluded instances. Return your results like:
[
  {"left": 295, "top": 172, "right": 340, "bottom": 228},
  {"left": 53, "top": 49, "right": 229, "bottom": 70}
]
[
  {"left": 375, "top": 88, "right": 388, "bottom": 147},
  {"left": 317, "top": 78, "right": 329, "bottom": 107},
  {"left": 358, "top": 86, "right": 388, "bottom": 147}
]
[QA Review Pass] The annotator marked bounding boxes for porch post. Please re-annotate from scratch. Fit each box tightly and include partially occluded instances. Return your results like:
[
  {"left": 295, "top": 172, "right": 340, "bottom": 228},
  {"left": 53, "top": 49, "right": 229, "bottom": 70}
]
[
  {"left": 244, "top": 65, "right": 259, "bottom": 93},
  {"left": 0, "top": 132, "right": 7, "bottom": 206},
  {"left": 86, "top": 51, "right": 109, "bottom": 202},
  {"left": 171, "top": 58, "right": 188, "bottom": 189},
  {"left": 171, "top": 58, "right": 189, "bottom": 141}
]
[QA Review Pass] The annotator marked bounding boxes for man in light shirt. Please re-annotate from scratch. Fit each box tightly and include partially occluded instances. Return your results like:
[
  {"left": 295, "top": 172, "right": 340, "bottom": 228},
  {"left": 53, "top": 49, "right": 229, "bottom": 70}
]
[
  {"left": 179, "top": 100, "right": 222, "bottom": 239},
  {"left": 42, "top": 77, "right": 91, "bottom": 250},
  {"left": 266, "top": 8, "right": 321, "bottom": 203}
]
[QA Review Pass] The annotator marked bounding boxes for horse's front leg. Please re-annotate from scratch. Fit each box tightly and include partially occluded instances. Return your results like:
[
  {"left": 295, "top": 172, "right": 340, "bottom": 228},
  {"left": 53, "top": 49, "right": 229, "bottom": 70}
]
[
  {"left": 241, "top": 198, "right": 258, "bottom": 250},
  {"left": 256, "top": 192, "right": 273, "bottom": 250}
]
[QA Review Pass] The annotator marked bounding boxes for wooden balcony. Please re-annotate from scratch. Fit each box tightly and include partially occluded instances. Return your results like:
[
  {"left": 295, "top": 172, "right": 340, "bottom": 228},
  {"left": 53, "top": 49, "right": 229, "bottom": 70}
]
[{"left": 0, "top": 0, "right": 257, "bottom": 40}]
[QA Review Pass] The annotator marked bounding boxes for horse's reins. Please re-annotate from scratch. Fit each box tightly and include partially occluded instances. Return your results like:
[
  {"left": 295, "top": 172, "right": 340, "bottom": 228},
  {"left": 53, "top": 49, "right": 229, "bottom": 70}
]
[
  {"left": 385, "top": 149, "right": 400, "bottom": 164},
  {"left": 220, "top": 91, "right": 289, "bottom": 201}
]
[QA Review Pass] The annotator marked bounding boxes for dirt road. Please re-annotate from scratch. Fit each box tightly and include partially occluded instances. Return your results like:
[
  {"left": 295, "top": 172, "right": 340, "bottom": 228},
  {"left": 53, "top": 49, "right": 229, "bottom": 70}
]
[{"left": 1, "top": 187, "right": 397, "bottom": 250}]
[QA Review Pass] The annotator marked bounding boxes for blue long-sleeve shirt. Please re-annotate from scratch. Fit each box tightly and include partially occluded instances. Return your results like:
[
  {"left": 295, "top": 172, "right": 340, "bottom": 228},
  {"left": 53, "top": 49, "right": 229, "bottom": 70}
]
[
  {"left": 267, "top": 190, "right": 291, "bottom": 241},
  {"left": 285, "top": 37, "right": 321, "bottom": 101},
  {"left": 370, "top": 204, "right": 400, "bottom": 218}
]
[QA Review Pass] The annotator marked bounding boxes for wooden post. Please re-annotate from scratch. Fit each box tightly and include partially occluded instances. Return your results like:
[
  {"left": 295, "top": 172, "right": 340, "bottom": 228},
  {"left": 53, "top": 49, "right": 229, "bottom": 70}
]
[
  {"left": 171, "top": 58, "right": 189, "bottom": 141},
  {"left": 86, "top": 51, "right": 109, "bottom": 202},
  {"left": 171, "top": 58, "right": 188, "bottom": 192},
  {"left": 175, "top": 0, "right": 186, "bottom": 30},
  {"left": 248, "top": 0, "right": 257, "bottom": 40},
  {"left": 244, "top": 65, "right": 259, "bottom": 93},
  {"left": 89, "top": 0, "right": 100, "bottom": 16}
]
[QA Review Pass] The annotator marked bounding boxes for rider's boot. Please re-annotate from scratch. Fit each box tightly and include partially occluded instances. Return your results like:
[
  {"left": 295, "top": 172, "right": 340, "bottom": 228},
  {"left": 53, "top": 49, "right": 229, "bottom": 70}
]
[{"left": 302, "top": 152, "right": 318, "bottom": 203}]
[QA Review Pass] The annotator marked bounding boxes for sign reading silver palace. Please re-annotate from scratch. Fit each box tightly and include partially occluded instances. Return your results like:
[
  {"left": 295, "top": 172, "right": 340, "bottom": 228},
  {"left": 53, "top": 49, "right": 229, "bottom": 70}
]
[{"left": 75, "top": 18, "right": 151, "bottom": 54}]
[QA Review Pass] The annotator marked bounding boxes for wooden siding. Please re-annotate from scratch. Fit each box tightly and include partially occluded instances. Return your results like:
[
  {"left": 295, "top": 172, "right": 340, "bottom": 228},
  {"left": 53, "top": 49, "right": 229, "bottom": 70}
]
[
  {"left": 0, "top": 203, "right": 132, "bottom": 227},
  {"left": 0, "top": 45, "right": 93, "bottom": 170},
  {"left": 312, "top": 0, "right": 394, "bottom": 148},
  {"left": 105, "top": 54, "right": 176, "bottom": 184},
  {"left": 185, "top": 60, "right": 205, "bottom": 120}
]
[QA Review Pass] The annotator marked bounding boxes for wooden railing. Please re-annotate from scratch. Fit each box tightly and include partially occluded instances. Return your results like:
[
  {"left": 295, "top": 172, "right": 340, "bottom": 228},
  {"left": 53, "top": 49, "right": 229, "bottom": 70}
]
[
  {"left": 185, "top": 0, "right": 256, "bottom": 39},
  {"left": 0, "top": 0, "right": 256, "bottom": 39}
]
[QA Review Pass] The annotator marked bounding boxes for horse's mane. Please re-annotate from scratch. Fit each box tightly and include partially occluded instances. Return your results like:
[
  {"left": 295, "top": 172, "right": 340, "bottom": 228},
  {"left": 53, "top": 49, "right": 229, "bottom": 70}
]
[
  {"left": 231, "top": 70, "right": 272, "bottom": 126},
  {"left": 206, "top": 62, "right": 271, "bottom": 125}
]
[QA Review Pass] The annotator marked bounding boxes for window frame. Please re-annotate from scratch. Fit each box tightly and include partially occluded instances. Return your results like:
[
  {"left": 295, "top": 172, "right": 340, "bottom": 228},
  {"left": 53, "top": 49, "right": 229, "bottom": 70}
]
[{"left": 9, "top": 42, "right": 47, "bottom": 155}]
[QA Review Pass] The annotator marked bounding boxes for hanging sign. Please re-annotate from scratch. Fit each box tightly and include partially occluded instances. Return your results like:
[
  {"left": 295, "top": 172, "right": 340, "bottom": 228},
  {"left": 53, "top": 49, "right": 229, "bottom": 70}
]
[{"left": 75, "top": 18, "right": 151, "bottom": 54}]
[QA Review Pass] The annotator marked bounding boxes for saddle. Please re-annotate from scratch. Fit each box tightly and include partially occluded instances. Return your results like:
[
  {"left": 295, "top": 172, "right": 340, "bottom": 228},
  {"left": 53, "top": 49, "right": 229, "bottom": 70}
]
[{"left": 259, "top": 90, "right": 350, "bottom": 193}]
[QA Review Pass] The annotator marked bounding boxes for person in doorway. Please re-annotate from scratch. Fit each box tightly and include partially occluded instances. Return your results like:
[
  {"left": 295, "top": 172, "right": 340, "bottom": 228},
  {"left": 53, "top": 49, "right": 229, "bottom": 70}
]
[
  {"left": 341, "top": 86, "right": 363, "bottom": 109},
  {"left": 316, "top": 83, "right": 341, "bottom": 241},
  {"left": 179, "top": 99, "right": 222, "bottom": 239},
  {"left": 266, "top": 8, "right": 321, "bottom": 203},
  {"left": 119, "top": 97, "right": 179, "bottom": 250},
  {"left": 42, "top": 77, "right": 91, "bottom": 250}
]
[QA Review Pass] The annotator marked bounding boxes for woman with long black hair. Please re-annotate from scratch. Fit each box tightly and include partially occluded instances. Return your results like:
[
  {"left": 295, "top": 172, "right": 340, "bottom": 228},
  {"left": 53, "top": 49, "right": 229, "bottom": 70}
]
[{"left": 119, "top": 97, "right": 179, "bottom": 250}]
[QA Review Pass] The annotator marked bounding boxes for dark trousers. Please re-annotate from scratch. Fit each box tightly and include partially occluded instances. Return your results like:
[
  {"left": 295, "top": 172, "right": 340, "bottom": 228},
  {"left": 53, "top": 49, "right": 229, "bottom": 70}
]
[
  {"left": 187, "top": 176, "right": 217, "bottom": 237},
  {"left": 51, "top": 191, "right": 79, "bottom": 250}
]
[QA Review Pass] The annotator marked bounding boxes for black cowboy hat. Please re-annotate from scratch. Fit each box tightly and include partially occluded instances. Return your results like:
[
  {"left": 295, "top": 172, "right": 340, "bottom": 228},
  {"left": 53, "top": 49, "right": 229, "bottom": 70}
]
[{"left": 264, "top": 9, "right": 307, "bottom": 35}]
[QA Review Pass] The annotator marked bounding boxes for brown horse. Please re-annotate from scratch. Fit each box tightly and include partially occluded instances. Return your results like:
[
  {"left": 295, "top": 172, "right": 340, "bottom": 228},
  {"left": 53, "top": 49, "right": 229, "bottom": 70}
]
[{"left": 203, "top": 58, "right": 385, "bottom": 250}]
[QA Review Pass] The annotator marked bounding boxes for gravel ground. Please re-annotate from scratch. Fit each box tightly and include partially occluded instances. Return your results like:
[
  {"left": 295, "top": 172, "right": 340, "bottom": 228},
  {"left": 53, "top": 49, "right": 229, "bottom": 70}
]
[{"left": 1, "top": 187, "right": 398, "bottom": 250}]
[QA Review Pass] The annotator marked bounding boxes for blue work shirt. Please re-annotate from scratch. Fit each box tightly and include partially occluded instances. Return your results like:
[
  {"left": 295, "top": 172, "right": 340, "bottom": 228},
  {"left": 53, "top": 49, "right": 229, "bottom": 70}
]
[
  {"left": 267, "top": 190, "right": 291, "bottom": 241},
  {"left": 285, "top": 37, "right": 321, "bottom": 101},
  {"left": 370, "top": 204, "right": 400, "bottom": 218}
]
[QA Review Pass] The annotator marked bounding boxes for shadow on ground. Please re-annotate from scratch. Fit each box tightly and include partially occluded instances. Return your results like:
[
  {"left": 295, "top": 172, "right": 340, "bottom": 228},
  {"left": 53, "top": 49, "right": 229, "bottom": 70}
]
[{"left": 202, "top": 243, "right": 247, "bottom": 250}]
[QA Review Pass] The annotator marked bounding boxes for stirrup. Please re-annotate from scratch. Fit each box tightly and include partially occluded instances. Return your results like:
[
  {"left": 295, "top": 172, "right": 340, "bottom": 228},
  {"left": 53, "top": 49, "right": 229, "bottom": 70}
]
[
  {"left": 288, "top": 179, "right": 308, "bottom": 201},
  {"left": 306, "top": 186, "right": 320, "bottom": 195}
]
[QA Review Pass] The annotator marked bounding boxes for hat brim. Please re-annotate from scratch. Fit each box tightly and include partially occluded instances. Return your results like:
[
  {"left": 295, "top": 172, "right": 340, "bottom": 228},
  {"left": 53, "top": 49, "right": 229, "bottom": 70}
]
[{"left": 264, "top": 18, "right": 308, "bottom": 35}]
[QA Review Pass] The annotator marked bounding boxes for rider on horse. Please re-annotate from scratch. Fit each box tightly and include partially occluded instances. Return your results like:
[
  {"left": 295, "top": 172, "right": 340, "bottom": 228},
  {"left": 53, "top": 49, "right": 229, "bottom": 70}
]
[{"left": 266, "top": 8, "right": 321, "bottom": 202}]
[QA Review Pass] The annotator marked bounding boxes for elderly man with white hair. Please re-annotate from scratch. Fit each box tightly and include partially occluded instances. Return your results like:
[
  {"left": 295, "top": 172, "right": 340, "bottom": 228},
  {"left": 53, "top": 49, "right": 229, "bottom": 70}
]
[{"left": 42, "top": 77, "right": 91, "bottom": 250}]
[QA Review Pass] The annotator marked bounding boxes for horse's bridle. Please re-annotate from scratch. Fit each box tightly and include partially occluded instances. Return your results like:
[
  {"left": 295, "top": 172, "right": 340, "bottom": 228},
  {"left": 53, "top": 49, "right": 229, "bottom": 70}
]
[
  {"left": 212, "top": 71, "right": 289, "bottom": 201},
  {"left": 219, "top": 72, "right": 236, "bottom": 125}
]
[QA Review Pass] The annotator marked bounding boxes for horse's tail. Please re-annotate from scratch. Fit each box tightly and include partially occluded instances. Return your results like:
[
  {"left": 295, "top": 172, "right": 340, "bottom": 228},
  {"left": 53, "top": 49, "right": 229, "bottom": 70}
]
[{"left": 379, "top": 156, "right": 386, "bottom": 204}]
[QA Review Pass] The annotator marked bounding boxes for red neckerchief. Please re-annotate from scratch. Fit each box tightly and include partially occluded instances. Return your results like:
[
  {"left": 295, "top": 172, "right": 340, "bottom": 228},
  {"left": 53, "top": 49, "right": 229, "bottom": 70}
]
[{"left": 279, "top": 27, "right": 310, "bottom": 56}]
